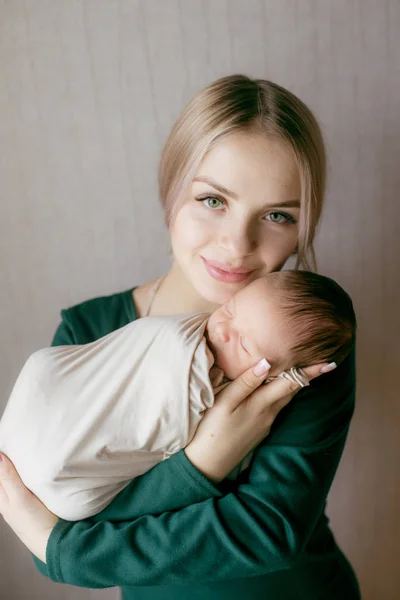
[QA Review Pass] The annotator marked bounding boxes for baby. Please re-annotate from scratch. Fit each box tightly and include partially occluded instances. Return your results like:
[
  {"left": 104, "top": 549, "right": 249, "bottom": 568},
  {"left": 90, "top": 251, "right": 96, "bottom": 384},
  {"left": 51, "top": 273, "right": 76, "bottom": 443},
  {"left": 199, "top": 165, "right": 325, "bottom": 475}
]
[{"left": 0, "top": 270, "right": 356, "bottom": 520}]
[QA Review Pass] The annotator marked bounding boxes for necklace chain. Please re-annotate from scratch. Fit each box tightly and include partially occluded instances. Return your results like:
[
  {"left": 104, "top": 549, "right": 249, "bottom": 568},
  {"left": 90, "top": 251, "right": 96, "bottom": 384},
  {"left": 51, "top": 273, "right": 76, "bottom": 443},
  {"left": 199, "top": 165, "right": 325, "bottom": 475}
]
[{"left": 145, "top": 275, "right": 166, "bottom": 317}]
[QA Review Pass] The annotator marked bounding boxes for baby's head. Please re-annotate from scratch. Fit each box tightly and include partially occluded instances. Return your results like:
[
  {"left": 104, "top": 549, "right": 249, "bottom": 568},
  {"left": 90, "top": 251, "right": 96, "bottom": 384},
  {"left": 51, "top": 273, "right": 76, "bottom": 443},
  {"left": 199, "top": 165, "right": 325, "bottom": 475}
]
[{"left": 205, "top": 270, "right": 356, "bottom": 380}]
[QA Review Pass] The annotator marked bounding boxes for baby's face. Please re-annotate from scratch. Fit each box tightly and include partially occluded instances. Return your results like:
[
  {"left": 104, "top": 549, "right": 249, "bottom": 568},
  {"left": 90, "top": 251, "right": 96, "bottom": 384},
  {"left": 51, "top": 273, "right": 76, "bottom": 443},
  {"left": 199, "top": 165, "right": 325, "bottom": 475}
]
[{"left": 205, "top": 277, "right": 289, "bottom": 380}]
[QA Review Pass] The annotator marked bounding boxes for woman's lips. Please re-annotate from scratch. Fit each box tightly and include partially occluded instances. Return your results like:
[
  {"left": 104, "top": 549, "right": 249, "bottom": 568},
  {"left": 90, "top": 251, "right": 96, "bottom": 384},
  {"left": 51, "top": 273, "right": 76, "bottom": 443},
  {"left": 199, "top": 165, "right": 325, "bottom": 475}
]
[{"left": 201, "top": 257, "right": 255, "bottom": 283}]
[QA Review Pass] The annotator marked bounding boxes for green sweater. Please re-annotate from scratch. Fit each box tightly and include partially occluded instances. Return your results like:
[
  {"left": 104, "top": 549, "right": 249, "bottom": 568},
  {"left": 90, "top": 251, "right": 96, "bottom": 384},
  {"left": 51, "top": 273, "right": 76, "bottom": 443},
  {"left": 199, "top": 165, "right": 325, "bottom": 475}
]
[{"left": 33, "top": 287, "right": 361, "bottom": 599}]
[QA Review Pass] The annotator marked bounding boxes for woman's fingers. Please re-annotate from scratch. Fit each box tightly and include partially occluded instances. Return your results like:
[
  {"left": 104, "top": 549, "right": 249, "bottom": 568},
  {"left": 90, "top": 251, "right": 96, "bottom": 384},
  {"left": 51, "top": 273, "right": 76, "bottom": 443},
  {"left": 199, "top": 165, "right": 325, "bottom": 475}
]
[
  {"left": 0, "top": 452, "right": 58, "bottom": 563},
  {"left": 302, "top": 361, "right": 337, "bottom": 382},
  {"left": 0, "top": 453, "right": 30, "bottom": 508},
  {"left": 249, "top": 375, "right": 300, "bottom": 417},
  {"left": 216, "top": 359, "right": 271, "bottom": 412},
  {"left": 217, "top": 359, "right": 337, "bottom": 416},
  {"left": 248, "top": 361, "right": 338, "bottom": 418}
]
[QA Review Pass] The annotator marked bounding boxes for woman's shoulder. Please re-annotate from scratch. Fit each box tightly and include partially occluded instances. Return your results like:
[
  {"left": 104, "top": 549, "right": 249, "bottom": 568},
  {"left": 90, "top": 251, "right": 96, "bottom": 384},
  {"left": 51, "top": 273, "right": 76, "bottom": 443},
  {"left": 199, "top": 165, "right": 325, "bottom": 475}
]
[{"left": 51, "top": 287, "right": 137, "bottom": 346}]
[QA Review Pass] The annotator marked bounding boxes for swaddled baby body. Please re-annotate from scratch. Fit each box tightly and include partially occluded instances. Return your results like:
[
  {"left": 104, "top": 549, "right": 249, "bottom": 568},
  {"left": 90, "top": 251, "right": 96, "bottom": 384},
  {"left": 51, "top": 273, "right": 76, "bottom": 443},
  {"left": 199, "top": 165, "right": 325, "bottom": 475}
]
[{"left": 0, "top": 270, "right": 356, "bottom": 520}]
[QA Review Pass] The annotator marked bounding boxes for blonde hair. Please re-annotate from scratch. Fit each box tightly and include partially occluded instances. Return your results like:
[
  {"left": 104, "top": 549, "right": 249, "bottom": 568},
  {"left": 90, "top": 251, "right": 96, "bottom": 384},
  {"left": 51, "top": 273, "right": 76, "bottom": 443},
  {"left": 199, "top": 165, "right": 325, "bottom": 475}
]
[{"left": 158, "top": 74, "right": 327, "bottom": 271}]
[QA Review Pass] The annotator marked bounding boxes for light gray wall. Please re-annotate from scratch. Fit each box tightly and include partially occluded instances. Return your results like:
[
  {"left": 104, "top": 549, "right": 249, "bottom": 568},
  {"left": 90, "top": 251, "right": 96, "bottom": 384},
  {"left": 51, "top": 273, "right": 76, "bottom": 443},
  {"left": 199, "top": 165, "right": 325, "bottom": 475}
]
[{"left": 1, "top": 2, "right": 399, "bottom": 599}]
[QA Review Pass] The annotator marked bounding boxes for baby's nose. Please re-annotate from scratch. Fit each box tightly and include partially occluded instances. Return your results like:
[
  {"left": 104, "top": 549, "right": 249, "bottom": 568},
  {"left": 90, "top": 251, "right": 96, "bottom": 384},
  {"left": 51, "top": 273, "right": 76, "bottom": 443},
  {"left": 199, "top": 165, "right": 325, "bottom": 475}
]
[{"left": 215, "top": 321, "right": 230, "bottom": 343}]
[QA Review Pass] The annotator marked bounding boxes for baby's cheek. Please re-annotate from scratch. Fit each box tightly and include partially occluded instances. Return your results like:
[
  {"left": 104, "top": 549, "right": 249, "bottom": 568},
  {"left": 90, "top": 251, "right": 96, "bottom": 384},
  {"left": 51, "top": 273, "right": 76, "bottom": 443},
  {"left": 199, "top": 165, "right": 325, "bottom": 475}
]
[{"left": 222, "top": 353, "right": 252, "bottom": 380}]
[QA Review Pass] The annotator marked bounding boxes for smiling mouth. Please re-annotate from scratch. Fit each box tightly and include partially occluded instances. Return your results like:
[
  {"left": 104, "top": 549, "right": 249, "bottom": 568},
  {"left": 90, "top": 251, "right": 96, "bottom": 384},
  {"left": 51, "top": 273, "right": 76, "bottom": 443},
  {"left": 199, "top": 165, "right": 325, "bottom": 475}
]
[
  {"left": 202, "top": 258, "right": 255, "bottom": 274},
  {"left": 201, "top": 257, "right": 256, "bottom": 283}
]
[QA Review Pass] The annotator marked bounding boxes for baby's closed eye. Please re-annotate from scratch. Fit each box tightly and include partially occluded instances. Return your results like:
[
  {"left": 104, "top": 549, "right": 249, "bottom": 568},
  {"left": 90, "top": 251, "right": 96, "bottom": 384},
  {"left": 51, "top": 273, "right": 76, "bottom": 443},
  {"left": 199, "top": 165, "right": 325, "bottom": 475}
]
[{"left": 239, "top": 335, "right": 250, "bottom": 354}]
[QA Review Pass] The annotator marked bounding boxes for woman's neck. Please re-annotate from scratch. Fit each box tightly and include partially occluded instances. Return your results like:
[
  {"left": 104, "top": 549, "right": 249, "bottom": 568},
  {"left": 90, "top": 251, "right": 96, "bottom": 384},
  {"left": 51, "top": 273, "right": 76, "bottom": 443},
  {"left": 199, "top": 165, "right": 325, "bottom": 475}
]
[{"left": 150, "top": 261, "right": 219, "bottom": 316}]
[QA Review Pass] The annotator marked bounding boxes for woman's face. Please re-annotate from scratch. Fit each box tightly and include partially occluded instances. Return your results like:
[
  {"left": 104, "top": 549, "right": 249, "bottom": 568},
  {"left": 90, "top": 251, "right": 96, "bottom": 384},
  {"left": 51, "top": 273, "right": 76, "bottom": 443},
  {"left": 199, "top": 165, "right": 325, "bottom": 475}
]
[{"left": 170, "top": 131, "right": 302, "bottom": 305}]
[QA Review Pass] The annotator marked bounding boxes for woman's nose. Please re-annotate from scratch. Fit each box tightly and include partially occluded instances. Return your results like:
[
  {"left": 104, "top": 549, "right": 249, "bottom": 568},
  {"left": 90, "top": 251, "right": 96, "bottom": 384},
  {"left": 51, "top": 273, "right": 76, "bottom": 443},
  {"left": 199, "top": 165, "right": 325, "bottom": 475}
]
[{"left": 217, "top": 220, "right": 257, "bottom": 257}]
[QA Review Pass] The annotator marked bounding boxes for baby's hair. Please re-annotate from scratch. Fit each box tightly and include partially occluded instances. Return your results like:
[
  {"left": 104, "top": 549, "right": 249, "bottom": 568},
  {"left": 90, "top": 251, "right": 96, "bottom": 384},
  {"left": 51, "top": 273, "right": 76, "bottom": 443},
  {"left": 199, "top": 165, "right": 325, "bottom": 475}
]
[{"left": 268, "top": 270, "right": 356, "bottom": 370}]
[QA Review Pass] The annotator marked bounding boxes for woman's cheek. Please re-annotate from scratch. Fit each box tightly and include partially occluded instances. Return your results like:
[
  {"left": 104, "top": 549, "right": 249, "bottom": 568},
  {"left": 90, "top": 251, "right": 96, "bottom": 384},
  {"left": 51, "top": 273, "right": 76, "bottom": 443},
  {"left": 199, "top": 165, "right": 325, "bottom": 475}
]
[
  {"left": 172, "top": 205, "right": 215, "bottom": 253},
  {"left": 258, "top": 228, "right": 299, "bottom": 271}
]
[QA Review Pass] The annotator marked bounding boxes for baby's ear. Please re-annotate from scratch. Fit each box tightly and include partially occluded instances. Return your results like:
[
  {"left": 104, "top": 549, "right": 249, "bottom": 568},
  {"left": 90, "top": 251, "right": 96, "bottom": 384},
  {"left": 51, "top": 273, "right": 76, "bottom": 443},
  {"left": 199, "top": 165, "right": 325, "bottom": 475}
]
[
  {"left": 263, "top": 365, "right": 281, "bottom": 379},
  {"left": 269, "top": 361, "right": 291, "bottom": 378}
]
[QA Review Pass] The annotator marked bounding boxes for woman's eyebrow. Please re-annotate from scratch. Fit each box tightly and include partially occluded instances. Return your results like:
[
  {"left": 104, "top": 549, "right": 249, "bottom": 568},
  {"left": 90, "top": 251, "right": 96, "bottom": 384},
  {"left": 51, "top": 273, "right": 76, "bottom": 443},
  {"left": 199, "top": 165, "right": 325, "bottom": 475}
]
[
  {"left": 193, "top": 176, "right": 238, "bottom": 199},
  {"left": 193, "top": 175, "right": 300, "bottom": 208}
]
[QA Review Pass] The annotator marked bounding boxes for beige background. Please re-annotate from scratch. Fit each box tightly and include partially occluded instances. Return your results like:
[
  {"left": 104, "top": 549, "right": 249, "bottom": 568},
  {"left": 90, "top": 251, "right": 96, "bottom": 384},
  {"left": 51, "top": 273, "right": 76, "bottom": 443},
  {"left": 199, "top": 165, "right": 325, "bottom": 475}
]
[{"left": 1, "top": 1, "right": 399, "bottom": 599}]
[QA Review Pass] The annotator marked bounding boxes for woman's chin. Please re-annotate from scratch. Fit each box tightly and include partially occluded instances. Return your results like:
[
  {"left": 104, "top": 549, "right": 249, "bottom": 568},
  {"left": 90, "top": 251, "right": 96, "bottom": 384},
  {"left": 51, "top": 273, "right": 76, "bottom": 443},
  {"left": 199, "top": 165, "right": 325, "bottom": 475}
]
[{"left": 195, "top": 275, "right": 245, "bottom": 305}]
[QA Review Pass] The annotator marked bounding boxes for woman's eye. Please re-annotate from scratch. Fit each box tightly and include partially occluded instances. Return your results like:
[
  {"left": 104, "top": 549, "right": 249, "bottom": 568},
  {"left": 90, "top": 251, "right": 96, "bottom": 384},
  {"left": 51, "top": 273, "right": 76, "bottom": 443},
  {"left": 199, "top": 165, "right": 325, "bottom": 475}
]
[
  {"left": 197, "top": 196, "right": 225, "bottom": 210},
  {"left": 265, "top": 211, "right": 296, "bottom": 224}
]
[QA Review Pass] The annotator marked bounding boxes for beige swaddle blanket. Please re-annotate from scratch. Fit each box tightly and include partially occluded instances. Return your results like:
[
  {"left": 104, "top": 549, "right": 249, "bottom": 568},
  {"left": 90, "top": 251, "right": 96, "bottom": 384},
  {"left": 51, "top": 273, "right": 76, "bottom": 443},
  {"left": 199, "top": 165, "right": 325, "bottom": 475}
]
[{"left": 0, "top": 312, "right": 236, "bottom": 521}]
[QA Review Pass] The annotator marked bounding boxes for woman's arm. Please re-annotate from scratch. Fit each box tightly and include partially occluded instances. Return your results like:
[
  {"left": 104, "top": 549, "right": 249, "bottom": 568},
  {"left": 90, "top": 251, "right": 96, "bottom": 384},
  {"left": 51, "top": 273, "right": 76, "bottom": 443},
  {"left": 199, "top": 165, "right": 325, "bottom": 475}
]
[
  {"left": 37, "top": 347, "right": 355, "bottom": 588},
  {"left": 31, "top": 315, "right": 225, "bottom": 576}
]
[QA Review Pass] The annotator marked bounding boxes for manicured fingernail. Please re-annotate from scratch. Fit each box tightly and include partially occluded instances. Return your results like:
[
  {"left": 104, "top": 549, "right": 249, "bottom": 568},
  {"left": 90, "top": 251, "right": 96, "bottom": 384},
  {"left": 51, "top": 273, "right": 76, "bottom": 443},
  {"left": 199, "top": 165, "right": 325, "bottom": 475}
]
[
  {"left": 320, "top": 362, "right": 337, "bottom": 374},
  {"left": 253, "top": 358, "right": 271, "bottom": 376}
]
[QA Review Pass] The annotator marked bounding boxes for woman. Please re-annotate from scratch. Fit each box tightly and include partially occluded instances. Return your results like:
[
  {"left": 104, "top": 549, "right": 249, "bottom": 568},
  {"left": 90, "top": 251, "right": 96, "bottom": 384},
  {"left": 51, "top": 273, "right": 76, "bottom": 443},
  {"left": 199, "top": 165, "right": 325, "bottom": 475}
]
[{"left": 0, "top": 75, "right": 361, "bottom": 599}]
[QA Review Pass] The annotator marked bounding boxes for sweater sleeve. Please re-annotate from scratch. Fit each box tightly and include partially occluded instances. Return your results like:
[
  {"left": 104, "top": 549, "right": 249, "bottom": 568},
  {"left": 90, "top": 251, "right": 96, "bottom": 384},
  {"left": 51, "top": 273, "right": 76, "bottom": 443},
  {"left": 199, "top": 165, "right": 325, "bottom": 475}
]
[{"left": 40, "top": 343, "right": 356, "bottom": 588}]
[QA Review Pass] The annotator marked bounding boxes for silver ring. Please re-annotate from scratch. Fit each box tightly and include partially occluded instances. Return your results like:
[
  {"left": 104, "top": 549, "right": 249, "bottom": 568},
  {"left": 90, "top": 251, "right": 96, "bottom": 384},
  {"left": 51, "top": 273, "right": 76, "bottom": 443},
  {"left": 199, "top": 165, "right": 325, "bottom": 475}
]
[{"left": 278, "top": 367, "right": 310, "bottom": 388}]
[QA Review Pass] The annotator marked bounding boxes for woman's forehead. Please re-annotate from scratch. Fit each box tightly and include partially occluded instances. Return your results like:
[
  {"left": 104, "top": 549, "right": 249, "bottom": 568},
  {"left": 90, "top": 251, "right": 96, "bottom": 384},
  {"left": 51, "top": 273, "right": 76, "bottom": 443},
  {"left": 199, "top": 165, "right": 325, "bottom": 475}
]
[{"left": 194, "top": 132, "right": 301, "bottom": 200}]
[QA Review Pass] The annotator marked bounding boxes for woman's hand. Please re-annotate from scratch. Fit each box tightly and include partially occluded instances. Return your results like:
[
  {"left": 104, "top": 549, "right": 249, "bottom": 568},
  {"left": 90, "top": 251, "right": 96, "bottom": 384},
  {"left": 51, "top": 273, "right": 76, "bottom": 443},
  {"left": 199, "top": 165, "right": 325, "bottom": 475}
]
[
  {"left": 0, "top": 453, "right": 59, "bottom": 563},
  {"left": 184, "top": 360, "right": 336, "bottom": 483}
]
